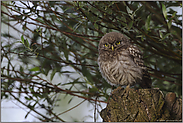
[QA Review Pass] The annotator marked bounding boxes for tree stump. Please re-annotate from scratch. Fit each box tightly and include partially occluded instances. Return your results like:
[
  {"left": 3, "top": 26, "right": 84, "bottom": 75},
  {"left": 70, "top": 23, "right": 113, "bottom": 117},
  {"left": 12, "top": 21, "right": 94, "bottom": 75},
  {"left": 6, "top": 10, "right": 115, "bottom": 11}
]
[{"left": 100, "top": 87, "right": 182, "bottom": 122}]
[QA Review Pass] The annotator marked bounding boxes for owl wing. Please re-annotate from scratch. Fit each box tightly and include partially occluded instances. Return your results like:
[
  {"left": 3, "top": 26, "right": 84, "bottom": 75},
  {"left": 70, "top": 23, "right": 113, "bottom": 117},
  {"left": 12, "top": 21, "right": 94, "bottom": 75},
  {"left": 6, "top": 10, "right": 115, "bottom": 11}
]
[
  {"left": 128, "top": 45, "right": 145, "bottom": 68},
  {"left": 128, "top": 45, "right": 152, "bottom": 88}
]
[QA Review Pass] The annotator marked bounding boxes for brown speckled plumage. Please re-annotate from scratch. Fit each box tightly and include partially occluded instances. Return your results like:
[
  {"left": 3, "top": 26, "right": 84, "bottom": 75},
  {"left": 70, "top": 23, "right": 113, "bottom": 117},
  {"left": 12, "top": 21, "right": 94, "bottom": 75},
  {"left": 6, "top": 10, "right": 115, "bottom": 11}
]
[{"left": 98, "top": 32, "right": 151, "bottom": 88}]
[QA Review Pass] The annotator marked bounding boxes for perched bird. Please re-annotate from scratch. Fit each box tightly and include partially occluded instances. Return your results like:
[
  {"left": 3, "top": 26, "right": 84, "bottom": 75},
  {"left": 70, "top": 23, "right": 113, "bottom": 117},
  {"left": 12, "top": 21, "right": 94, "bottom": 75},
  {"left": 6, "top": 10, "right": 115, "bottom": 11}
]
[{"left": 98, "top": 32, "right": 151, "bottom": 88}]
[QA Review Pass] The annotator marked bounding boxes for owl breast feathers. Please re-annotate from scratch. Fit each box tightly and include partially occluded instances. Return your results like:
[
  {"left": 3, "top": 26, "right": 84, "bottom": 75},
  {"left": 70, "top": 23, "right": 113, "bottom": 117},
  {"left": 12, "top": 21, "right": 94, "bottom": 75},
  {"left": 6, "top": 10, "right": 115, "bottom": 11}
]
[{"left": 98, "top": 32, "right": 151, "bottom": 88}]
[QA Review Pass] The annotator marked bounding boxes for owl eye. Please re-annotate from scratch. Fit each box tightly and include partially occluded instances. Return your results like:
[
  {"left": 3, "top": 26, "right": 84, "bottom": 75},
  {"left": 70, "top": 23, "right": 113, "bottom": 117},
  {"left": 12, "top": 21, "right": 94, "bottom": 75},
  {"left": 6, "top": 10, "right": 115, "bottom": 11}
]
[
  {"left": 104, "top": 43, "right": 109, "bottom": 47},
  {"left": 115, "top": 41, "right": 121, "bottom": 45}
]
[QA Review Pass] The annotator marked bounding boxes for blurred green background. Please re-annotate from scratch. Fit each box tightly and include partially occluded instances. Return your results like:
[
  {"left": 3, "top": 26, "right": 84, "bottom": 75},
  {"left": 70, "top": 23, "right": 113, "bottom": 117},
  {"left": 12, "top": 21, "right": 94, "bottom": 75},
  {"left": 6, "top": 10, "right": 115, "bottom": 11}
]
[{"left": 1, "top": 1, "right": 182, "bottom": 122}]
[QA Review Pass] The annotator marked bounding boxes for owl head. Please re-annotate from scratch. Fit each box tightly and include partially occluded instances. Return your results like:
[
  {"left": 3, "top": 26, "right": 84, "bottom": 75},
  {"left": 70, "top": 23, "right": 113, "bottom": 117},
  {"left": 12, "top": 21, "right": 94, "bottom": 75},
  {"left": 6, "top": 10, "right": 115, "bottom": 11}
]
[{"left": 98, "top": 32, "right": 130, "bottom": 53}]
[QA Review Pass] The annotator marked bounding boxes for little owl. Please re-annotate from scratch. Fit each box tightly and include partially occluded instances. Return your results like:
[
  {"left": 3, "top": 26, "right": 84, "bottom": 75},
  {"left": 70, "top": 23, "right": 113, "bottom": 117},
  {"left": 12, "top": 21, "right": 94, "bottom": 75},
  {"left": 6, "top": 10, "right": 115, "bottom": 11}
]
[{"left": 98, "top": 32, "right": 151, "bottom": 88}]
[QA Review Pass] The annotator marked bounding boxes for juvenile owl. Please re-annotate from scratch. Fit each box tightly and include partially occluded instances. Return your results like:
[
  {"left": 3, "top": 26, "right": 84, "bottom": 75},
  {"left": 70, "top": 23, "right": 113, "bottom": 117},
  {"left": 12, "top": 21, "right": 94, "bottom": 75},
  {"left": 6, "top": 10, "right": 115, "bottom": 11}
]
[{"left": 98, "top": 32, "right": 151, "bottom": 88}]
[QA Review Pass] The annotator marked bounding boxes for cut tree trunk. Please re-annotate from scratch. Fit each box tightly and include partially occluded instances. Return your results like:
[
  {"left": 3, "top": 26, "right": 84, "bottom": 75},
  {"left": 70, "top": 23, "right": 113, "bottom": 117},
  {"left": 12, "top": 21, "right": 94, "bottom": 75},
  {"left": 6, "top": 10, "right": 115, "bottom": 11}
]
[{"left": 100, "top": 87, "right": 182, "bottom": 122}]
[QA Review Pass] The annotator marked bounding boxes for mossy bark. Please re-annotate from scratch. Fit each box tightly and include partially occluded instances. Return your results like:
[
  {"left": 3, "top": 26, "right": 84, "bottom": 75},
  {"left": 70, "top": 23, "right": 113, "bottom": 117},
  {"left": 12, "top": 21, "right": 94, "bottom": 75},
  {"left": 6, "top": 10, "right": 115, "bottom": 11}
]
[{"left": 100, "top": 87, "right": 182, "bottom": 122}]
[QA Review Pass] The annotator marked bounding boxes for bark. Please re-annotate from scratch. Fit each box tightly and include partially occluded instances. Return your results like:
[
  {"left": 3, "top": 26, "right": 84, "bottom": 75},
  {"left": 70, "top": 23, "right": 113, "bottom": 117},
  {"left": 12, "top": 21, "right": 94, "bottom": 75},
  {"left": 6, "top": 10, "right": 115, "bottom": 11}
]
[{"left": 100, "top": 87, "right": 182, "bottom": 122}]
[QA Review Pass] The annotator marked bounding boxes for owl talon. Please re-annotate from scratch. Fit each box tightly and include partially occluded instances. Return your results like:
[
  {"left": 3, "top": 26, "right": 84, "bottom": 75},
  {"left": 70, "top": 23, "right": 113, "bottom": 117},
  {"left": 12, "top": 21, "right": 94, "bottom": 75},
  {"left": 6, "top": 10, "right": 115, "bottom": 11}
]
[
  {"left": 124, "top": 85, "right": 131, "bottom": 94},
  {"left": 126, "top": 85, "right": 130, "bottom": 89}
]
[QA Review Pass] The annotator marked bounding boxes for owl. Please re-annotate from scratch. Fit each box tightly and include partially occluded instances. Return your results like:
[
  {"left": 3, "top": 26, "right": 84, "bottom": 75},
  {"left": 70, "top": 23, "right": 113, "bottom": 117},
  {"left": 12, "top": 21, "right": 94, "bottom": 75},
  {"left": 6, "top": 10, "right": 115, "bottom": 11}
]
[{"left": 98, "top": 32, "right": 151, "bottom": 88}]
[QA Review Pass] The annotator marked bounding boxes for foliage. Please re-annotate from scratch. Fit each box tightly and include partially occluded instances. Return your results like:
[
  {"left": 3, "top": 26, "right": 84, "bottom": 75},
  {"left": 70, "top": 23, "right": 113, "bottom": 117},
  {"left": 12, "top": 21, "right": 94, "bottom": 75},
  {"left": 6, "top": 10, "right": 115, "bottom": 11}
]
[{"left": 1, "top": 1, "right": 182, "bottom": 122}]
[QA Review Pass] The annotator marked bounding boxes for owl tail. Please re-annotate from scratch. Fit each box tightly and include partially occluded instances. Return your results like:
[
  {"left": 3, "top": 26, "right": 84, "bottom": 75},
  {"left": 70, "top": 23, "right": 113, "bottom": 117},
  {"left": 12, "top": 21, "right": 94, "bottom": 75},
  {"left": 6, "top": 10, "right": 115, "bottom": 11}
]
[{"left": 140, "top": 70, "right": 152, "bottom": 88}]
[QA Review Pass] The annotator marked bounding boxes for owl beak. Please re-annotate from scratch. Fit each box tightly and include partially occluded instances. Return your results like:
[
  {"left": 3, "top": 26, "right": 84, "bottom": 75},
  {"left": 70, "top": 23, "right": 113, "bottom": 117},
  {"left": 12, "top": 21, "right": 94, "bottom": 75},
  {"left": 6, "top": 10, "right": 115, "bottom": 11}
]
[{"left": 111, "top": 45, "right": 114, "bottom": 51}]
